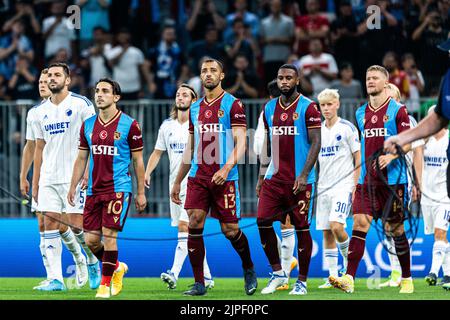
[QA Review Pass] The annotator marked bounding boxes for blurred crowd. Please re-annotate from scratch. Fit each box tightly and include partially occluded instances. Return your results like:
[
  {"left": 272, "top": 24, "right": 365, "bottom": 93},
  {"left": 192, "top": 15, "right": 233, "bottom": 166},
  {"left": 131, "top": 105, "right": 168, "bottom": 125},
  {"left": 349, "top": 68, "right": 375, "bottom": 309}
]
[{"left": 0, "top": 0, "right": 448, "bottom": 111}]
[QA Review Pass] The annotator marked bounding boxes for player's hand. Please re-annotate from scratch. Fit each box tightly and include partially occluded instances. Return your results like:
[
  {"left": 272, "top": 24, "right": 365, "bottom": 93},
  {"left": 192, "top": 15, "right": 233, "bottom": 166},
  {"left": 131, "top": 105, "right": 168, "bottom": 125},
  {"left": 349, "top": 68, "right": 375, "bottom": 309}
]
[
  {"left": 212, "top": 167, "right": 230, "bottom": 185},
  {"left": 255, "top": 177, "right": 264, "bottom": 198},
  {"left": 171, "top": 182, "right": 182, "bottom": 205},
  {"left": 67, "top": 186, "right": 76, "bottom": 207},
  {"left": 384, "top": 135, "right": 404, "bottom": 155},
  {"left": 145, "top": 173, "right": 151, "bottom": 189},
  {"left": 20, "top": 178, "right": 30, "bottom": 198},
  {"left": 374, "top": 154, "right": 395, "bottom": 170},
  {"left": 412, "top": 185, "right": 421, "bottom": 202},
  {"left": 293, "top": 174, "right": 307, "bottom": 195},
  {"left": 135, "top": 193, "right": 147, "bottom": 212},
  {"left": 32, "top": 183, "right": 38, "bottom": 204},
  {"left": 80, "top": 172, "right": 89, "bottom": 190}
]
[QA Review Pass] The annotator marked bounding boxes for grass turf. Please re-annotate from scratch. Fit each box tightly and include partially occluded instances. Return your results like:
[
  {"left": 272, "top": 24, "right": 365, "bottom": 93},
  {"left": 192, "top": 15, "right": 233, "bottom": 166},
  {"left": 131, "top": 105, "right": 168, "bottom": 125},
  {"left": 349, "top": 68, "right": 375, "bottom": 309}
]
[{"left": 0, "top": 278, "right": 449, "bottom": 300}]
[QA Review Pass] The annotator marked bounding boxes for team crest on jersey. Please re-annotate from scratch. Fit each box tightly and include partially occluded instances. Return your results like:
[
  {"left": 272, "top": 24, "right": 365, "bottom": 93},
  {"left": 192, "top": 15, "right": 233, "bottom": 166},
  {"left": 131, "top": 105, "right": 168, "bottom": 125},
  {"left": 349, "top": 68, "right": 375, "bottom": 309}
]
[
  {"left": 383, "top": 115, "right": 389, "bottom": 123},
  {"left": 114, "top": 131, "right": 121, "bottom": 140},
  {"left": 229, "top": 185, "right": 235, "bottom": 193},
  {"left": 280, "top": 113, "right": 288, "bottom": 121},
  {"left": 336, "top": 134, "right": 342, "bottom": 141},
  {"left": 306, "top": 191, "right": 311, "bottom": 199},
  {"left": 66, "top": 109, "right": 72, "bottom": 117},
  {"left": 293, "top": 112, "right": 299, "bottom": 120},
  {"left": 205, "top": 110, "right": 212, "bottom": 119},
  {"left": 100, "top": 130, "right": 108, "bottom": 139},
  {"left": 116, "top": 192, "right": 122, "bottom": 199},
  {"left": 218, "top": 110, "right": 224, "bottom": 118},
  {"left": 371, "top": 115, "right": 378, "bottom": 123}
]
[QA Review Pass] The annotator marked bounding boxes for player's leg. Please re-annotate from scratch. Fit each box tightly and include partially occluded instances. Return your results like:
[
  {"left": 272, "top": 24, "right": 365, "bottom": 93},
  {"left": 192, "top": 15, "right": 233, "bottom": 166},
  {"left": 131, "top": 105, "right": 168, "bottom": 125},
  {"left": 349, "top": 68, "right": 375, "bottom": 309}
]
[
  {"left": 280, "top": 216, "right": 297, "bottom": 278},
  {"left": 33, "top": 212, "right": 52, "bottom": 289},
  {"left": 323, "top": 230, "right": 339, "bottom": 280},
  {"left": 427, "top": 205, "right": 449, "bottom": 287},
  {"left": 329, "top": 191, "right": 352, "bottom": 271},
  {"left": 380, "top": 235, "right": 402, "bottom": 287}
]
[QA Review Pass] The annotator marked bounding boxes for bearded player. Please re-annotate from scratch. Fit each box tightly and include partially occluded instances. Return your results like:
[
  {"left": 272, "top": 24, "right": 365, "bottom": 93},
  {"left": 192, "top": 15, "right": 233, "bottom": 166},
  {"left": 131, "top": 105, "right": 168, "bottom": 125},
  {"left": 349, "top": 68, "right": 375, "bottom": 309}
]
[{"left": 329, "top": 65, "right": 414, "bottom": 294}]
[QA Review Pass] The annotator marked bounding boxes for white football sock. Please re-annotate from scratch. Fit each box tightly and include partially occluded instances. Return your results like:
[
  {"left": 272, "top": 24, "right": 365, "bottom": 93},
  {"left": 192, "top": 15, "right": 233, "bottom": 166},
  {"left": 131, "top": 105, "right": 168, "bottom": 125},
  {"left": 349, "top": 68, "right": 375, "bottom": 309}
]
[
  {"left": 430, "top": 240, "right": 447, "bottom": 275},
  {"left": 281, "top": 228, "right": 295, "bottom": 276},
  {"left": 44, "top": 230, "right": 63, "bottom": 283},
  {"left": 337, "top": 237, "right": 349, "bottom": 269},
  {"left": 276, "top": 232, "right": 282, "bottom": 256},
  {"left": 171, "top": 232, "right": 188, "bottom": 279},
  {"left": 386, "top": 236, "right": 401, "bottom": 273},
  {"left": 442, "top": 243, "right": 450, "bottom": 276},
  {"left": 324, "top": 248, "right": 339, "bottom": 277},
  {"left": 204, "top": 249, "right": 212, "bottom": 280},
  {"left": 39, "top": 232, "right": 50, "bottom": 280},
  {"left": 74, "top": 231, "right": 98, "bottom": 265},
  {"left": 60, "top": 228, "right": 84, "bottom": 264}
]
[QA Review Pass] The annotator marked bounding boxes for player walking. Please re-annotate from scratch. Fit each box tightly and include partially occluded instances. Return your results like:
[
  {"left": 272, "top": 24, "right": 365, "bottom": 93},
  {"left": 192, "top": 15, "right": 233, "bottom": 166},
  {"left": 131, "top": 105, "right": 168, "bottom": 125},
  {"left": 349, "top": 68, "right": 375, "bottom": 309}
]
[
  {"left": 256, "top": 64, "right": 322, "bottom": 295},
  {"left": 329, "top": 65, "right": 414, "bottom": 294},
  {"left": 171, "top": 58, "right": 257, "bottom": 296},
  {"left": 145, "top": 84, "right": 214, "bottom": 290},
  {"left": 68, "top": 78, "right": 147, "bottom": 298},
  {"left": 316, "top": 89, "right": 360, "bottom": 288},
  {"left": 32, "top": 63, "right": 100, "bottom": 291}
]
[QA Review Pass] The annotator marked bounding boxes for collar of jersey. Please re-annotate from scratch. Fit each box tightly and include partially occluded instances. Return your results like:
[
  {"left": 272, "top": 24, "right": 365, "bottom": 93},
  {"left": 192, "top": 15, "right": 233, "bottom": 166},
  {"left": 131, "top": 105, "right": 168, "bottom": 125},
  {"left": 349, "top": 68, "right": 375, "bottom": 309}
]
[
  {"left": 203, "top": 90, "right": 225, "bottom": 106},
  {"left": 98, "top": 110, "right": 122, "bottom": 127},
  {"left": 48, "top": 92, "right": 72, "bottom": 107},
  {"left": 368, "top": 96, "right": 391, "bottom": 113},
  {"left": 278, "top": 94, "right": 301, "bottom": 111}
]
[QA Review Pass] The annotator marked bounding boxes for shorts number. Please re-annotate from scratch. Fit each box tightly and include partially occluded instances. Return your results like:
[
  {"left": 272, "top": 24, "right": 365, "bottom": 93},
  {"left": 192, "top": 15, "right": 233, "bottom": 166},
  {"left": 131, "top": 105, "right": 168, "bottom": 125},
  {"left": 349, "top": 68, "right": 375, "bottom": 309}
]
[
  {"left": 335, "top": 202, "right": 347, "bottom": 214},
  {"left": 79, "top": 191, "right": 85, "bottom": 204},
  {"left": 298, "top": 200, "right": 306, "bottom": 215},
  {"left": 224, "top": 194, "right": 236, "bottom": 209},
  {"left": 444, "top": 210, "right": 450, "bottom": 222},
  {"left": 107, "top": 200, "right": 123, "bottom": 215}
]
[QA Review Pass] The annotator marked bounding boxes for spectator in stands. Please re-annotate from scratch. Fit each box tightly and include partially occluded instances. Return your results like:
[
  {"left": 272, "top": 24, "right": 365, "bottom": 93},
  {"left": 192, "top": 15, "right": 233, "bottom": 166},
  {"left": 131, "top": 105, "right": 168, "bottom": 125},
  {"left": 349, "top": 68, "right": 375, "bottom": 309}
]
[
  {"left": 330, "top": 62, "right": 363, "bottom": 100},
  {"left": 80, "top": 26, "right": 112, "bottom": 92},
  {"left": 223, "top": 0, "right": 260, "bottom": 41},
  {"left": 293, "top": 0, "right": 330, "bottom": 57},
  {"left": 76, "top": 0, "right": 111, "bottom": 49},
  {"left": 189, "top": 26, "right": 225, "bottom": 74},
  {"left": 104, "top": 29, "right": 155, "bottom": 100},
  {"left": 186, "top": 0, "right": 225, "bottom": 42},
  {"left": 402, "top": 53, "right": 425, "bottom": 117},
  {"left": 222, "top": 54, "right": 259, "bottom": 99},
  {"left": 412, "top": 8, "right": 449, "bottom": 93},
  {"left": 187, "top": 56, "right": 209, "bottom": 98},
  {"left": 296, "top": 38, "right": 338, "bottom": 98},
  {"left": 224, "top": 17, "right": 259, "bottom": 69},
  {"left": 382, "top": 51, "right": 410, "bottom": 100},
  {"left": 42, "top": 0, "right": 76, "bottom": 61},
  {"left": 148, "top": 24, "right": 189, "bottom": 99},
  {"left": 330, "top": 1, "right": 358, "bottom": 66},
  {"left": 260, "top": 0, "right": 294, "bottom": 83},
  {"left": 8, "top": 55, "right": 36, "bottom": 100},
  {"left": 0, "top": 74, "right": 10, "bottom": 100},
  {"left": 2, "top": 0, "right": 41, "bottom": 39},
  {"left": 0, "top": 19, "right": 33, "bottom": 81}
]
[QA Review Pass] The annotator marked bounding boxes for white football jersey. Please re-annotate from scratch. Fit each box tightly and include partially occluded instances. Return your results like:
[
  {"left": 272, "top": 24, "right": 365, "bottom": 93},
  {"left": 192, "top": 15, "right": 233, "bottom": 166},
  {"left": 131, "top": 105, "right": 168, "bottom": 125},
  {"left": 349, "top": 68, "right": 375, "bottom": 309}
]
[
  {"left": 33, "top": 92, "right": 96, "bottom": 186},
  {"left": 154, "top": 117, "right": 189, "bottom": 193},
  {"left": 25, "top": 100, "right": 46, "bottom": 141},
  {"left": 406, "top": 115, "right": 425, "bottom": 189},
  {"left": 421, "top": 131, "right": 450, "bottom": 206},
  {"left": 318, "top": 118, "right": 360, "bottom": 190}
]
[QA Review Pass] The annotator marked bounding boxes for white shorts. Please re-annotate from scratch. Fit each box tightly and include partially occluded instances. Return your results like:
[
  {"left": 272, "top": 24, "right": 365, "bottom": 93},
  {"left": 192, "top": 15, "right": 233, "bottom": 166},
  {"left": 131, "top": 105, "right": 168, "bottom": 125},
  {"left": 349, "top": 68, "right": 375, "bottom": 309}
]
[
  {"left": 422, "top": 204, "right": 450, "bottom": 235},
  {"left": 316, "top": 188, "right": 353, "bottom": 230},
  {"left": 170, "top": 193, "right": 189, "bottom": 227},
  {"left": 31, "top": 198, "right": 38, "bottom": 213},
  {"left": 37, "top": 183, "right": 85, "bottom": 214}
]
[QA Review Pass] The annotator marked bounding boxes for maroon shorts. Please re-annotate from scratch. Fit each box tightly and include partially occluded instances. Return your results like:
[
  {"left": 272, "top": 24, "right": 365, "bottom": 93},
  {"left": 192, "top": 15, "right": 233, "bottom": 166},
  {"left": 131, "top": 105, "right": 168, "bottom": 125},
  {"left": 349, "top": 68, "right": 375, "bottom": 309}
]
[
  {"left": 257, "top": 180, "right": 312, "bottom": 228},
  {"left": 353, "top": 184, "right": 407, "bottom": 222},
  {"left": 184, "top": 177, "right": 241, "bottom": 223},
  {"left": 83, "top": 192, "right": 131, "bottom": 232}
]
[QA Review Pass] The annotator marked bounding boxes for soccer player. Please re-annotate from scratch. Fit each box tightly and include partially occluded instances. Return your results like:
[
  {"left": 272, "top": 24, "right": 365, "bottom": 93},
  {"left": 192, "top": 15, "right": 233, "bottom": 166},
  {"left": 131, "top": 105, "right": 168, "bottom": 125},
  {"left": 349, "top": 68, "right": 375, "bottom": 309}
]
[
  {"left": 256, "top": 64, "right": 322, "bottom": 295},
  {"left": 170, "top": 58, "right": 257, "bottom": 296},
  {"left": 31, "top": 63, "right": 100, "bottom": 291},
  {"left": 316, "top": 89, "right": 360, "bottom": 289},
  {"left": 254, "top": 79, "right": 298, "bottom": 290},
  {"left": 378, "top": 83, "right": 424, "bottom": 288},
  {"left": 68, "top": 78, "right": 147, "bottom": 298},
  {"left": 420, "top": 106, "right": 450, "bottom": 287},
  {"left": 329, "top": 65, "right": 414, "bottom": 294},
  {"left": 145, "top": 84, "right": 214, "bottom": 290}
]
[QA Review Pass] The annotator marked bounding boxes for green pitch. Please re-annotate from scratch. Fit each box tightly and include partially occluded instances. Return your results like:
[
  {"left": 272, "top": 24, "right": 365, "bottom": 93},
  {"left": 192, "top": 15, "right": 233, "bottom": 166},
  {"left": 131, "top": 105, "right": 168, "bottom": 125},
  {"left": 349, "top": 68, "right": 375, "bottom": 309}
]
[{"left": 0, "top": 278, "right": 449, "bottom": 300}]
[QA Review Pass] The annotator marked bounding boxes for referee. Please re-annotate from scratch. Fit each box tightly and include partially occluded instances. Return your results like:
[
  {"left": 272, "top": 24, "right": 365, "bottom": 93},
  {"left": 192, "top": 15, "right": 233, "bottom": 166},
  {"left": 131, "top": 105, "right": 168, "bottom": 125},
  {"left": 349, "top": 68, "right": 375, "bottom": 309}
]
[{"left": 384, "top": 37, "right": 450, "bottom": 196}]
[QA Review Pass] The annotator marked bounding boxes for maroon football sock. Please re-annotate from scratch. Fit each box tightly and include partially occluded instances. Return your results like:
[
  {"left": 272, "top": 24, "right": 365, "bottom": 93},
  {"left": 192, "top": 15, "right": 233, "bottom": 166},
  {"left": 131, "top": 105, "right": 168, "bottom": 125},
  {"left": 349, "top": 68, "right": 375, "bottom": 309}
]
[
  {"left": 188, "top": 227, "right": 205, "bottom": 285},
  {"left": 394, "top": 233, "right": 411, "bottom": 278},
  {"left": 258, "top": 225, "right": 281, "bottom": 271},
  {"left": 229, "top": 229, "right": 254, "bottom": 270},
  {"left": 346, "top": 230, "right": 367, "bottom": 279},
  {"left": 93, "top": 246, "right": 104, "bottom": 261},
  {"left": 296, "top": 228, "right": 312, "bottom": 282},
  {"left": 101, "top": 250, "right": 118, "bottom": 286}
]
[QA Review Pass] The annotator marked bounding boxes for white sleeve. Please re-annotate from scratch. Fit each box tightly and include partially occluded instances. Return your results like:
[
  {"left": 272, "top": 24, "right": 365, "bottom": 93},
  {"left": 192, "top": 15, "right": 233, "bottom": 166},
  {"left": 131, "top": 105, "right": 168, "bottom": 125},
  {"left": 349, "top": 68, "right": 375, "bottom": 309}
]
[
  {"left": 136, "top": 48, "right": 144, "bottom": 65},
  {"left": 104, "top": 46, "right": 123, "bottom": 60},
  {"left": 154, "top": 124, "right": 167, "bottom": 151},
  {"left": 32, "top": 116, "right": 44, "bottom": 140},
  {"left": 81, "top": 100, "right": 96, "bottom": 121},
  {"left": 328, "top": 55, "right": 338, "bottom": 74},
  {"left": 253, "top": 111, "right": 265, "bottom": 156},
  {"left": 42, "top": 17, "right": 52, "bottom": 33},
  {"left": 25, "top": 109, "right": 35, "bottom": 141},
  {"left": 347, "top": 126, "right": 360, "bottom": 153}
]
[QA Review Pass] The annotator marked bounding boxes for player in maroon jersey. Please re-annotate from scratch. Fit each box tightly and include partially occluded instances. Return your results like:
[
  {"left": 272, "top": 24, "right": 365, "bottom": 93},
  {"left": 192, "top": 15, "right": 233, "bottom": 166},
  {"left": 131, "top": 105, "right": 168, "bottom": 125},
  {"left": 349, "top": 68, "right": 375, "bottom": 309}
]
[
  {"left": 170, "top": 58, "right": 257, "bottom": 296},
  {"left": 68, "top": 78, "right": 147, "bottom": 298},
  {"left": 329, "top": 65, "right": 414, "bottom": 294}
]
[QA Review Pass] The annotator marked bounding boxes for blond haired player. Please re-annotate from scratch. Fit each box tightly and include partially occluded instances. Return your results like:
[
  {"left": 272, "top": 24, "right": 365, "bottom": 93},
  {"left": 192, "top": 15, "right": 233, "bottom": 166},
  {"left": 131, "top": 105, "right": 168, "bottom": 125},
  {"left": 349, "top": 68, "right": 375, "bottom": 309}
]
[{"left": 316, "top": 89, "right": 360, "bottom": 288}]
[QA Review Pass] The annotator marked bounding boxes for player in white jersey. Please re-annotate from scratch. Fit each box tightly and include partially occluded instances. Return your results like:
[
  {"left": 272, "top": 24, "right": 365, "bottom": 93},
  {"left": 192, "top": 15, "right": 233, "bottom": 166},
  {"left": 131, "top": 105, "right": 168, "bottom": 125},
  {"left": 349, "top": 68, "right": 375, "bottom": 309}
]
[
  {"left": 253, "top": 80, "right": 298, "bottom": 290},
  {"left": 31, "top": 63, "right": 100, "bottom": 291},
  {"left": 145, "top": 84, "right": 214, "bottom": 290},
  {"left": 378, "top": 83, "right": 424, "bottom": 287},
  {"left": 420, "top": 106, "right": 450, "bottom": 288},
  {"left": 315, "top": 89, "right": 361, "bottom": 288}
]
